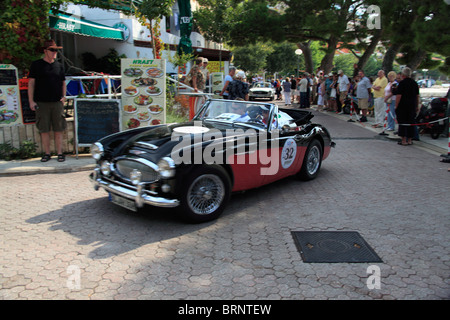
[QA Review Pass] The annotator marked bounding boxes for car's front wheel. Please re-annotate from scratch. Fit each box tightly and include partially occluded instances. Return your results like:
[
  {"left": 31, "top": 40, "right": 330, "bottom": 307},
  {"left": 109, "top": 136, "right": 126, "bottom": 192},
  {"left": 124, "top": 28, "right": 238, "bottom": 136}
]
[
  {"left": 179, "top": 165, "right": 231, "bottom": 223},
  {"left": 298, "top": 139, "right": 322, "bottom": 181}
]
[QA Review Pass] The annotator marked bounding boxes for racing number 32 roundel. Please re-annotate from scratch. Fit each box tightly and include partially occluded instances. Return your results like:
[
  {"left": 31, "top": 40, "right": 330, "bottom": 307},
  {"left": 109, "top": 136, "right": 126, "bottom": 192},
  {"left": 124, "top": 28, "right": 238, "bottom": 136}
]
[{"left": 281, "top": 138, "right": 297, "bottom": 169}]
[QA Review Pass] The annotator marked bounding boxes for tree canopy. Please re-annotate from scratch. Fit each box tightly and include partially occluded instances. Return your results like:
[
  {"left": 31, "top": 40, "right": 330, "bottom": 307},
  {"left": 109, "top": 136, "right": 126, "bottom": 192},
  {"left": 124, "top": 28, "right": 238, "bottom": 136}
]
[{"left": 194, "top": 0, "right": 450, "bottom": 75}]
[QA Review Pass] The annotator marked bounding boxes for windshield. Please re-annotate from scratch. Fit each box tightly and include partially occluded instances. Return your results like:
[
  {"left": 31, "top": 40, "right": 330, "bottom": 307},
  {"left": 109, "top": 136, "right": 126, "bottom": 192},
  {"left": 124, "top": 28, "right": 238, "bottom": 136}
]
[
  {"left": 252, "top": 82, "right": 272, "bottom": 89},
  {"left": 194, "top": 99, "right": 278, "bottom": 129}
]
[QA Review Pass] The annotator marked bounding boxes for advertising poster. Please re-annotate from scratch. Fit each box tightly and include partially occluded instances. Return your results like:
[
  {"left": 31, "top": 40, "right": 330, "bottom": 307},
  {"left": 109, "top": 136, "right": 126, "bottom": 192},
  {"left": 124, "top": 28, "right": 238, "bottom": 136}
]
[
  {"left": 121, "top": 59, "right": 166, "bottom": 130},
  {"left": 210, "top": 72, "right": 223, "bottom": 96},
  {"left": 206, "top": 61, "right": 224, "bottom": 73},
  {"left": 0, "top": 64, "right": 22, "bottom": 127}
]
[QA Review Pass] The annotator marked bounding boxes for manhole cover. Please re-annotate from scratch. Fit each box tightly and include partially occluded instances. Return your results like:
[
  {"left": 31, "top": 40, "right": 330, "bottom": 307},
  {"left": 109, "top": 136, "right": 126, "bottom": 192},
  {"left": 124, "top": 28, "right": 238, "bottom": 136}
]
[{"left": 291, "top": 231, "right": 383, "bottom": 263}]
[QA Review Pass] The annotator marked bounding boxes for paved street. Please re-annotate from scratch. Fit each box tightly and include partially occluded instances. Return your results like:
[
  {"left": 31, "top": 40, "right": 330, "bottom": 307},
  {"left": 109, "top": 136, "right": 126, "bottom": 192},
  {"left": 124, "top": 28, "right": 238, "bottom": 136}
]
[{"left": 0, "top": 107, "right": 449, "bottom": 300}]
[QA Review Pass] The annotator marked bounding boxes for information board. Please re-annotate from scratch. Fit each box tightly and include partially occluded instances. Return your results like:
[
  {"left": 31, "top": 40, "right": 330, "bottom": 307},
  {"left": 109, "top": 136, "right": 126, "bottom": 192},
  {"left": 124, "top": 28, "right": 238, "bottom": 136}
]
[{"left": 74, "top": 99, "right": 121, "bottom": 149}]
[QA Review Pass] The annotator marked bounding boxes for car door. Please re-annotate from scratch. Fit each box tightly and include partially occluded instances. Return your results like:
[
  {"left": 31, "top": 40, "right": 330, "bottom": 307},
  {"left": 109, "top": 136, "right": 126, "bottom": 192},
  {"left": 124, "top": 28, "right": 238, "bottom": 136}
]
[{"left": 261, "top": 108, "right": 308, "bottom": 185}]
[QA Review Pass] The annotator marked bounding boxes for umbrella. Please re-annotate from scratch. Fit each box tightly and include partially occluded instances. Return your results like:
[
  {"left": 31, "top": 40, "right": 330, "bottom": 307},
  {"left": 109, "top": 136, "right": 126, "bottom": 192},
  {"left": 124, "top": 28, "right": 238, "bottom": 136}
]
[{"left": 177, "top": 0, "right": 193, "bottom": 55}]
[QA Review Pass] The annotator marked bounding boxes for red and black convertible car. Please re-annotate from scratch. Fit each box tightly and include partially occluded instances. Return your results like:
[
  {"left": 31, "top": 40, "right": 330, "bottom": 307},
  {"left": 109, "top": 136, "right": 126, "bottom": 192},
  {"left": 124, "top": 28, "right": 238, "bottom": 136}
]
[{"left": 90, "top": 99, "right": 335, "bottom": 222}]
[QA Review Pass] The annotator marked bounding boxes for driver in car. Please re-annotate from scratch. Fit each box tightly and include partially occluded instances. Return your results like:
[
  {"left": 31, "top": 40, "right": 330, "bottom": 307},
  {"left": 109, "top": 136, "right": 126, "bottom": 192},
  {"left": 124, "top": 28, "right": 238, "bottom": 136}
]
[
  {"left": 230, "top": 101, "right": 250, "bottom": 122},
  {"left": 261, "top": 106, "right": 278, "bottom": 129}
]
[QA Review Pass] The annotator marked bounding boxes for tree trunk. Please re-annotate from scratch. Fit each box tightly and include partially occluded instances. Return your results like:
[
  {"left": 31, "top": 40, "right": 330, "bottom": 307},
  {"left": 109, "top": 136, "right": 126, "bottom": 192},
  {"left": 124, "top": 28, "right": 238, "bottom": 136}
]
[
  {"left": 297, "top": 42, "right": 313, "bottom": 74},
  {"left": 320, "top": 35, "right": 338, "bottom": 74},
  {"left": 149, "top": 19, "right": 156, "bottom": 59},
  {"left": 407, "top": 49, "right": 427, "bottom": 71},
  {"left": 382, "top": 42, "right": 402, "bottom": 73},
  {"left": 358, "top": 29, "right": 383, "bottom": 71}
]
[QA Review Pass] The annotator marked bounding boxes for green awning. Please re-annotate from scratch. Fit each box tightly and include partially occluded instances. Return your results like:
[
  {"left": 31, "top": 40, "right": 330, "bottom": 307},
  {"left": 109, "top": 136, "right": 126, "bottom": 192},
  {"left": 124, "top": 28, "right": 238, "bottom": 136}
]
[{"left": 49, "top": 13, "right": 124, "bottom": 40}]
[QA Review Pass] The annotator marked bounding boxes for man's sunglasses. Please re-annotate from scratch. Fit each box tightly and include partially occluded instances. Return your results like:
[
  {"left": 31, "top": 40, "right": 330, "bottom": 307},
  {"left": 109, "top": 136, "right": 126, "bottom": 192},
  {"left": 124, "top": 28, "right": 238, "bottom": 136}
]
[{"left": 46, "top": 48, "right": 59, "bottom": 52}]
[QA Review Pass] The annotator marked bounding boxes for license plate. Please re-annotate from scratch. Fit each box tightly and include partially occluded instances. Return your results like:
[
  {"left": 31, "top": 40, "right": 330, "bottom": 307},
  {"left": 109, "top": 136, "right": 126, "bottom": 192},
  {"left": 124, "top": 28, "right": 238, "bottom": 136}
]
[{"left": 109, "top": 193, "right": 137, "bottom": 212}]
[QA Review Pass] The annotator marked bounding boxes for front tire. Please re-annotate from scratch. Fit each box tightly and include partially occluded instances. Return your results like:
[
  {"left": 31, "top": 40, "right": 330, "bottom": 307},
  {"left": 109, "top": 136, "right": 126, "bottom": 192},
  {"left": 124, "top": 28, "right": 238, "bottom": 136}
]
[
  {"left": 298, "top": 139, "right": 322, "bottom": 181},
  {"left": 179, "top": 165, "right": 231, "bottom": 223}
]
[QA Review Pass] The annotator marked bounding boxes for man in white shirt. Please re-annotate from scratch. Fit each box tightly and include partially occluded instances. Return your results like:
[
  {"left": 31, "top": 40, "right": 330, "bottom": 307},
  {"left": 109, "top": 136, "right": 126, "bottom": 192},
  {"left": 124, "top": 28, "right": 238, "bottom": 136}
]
[
  {"left": 299, "top": 73, "right": 309, "bottom": 108},
  {"left": 337, "top": 70, "right": 350, "bottom": 112}
]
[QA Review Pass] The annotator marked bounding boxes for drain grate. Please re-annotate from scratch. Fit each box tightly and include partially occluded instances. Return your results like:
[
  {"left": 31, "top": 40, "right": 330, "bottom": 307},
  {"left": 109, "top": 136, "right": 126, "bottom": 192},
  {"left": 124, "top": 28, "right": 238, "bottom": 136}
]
[{"left": 291, "top": 231, "right": 383, "bottom": 263}]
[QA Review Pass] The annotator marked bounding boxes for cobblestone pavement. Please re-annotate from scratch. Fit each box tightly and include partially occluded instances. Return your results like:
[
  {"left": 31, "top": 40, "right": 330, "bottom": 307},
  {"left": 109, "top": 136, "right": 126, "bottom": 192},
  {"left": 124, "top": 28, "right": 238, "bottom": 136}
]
[{"left": 1, "top": 109, "right": 449, "bottom": 300}]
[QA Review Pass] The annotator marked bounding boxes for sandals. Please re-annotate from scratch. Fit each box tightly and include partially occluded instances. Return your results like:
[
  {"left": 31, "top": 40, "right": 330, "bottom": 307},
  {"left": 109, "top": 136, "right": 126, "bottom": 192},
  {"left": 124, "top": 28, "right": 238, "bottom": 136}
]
[
  {"left": 40, "top": 154, "right": 51, "bottom": 162},
  {"left": 40, "top": 154, "right": 66, "bottom": 162}
]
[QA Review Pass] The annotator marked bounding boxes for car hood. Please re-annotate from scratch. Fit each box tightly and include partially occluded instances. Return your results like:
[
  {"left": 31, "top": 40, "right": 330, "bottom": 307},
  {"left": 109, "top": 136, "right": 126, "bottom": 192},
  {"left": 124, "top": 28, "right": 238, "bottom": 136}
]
[
  {"left": 250, "top": 87, "right": 273, "bottom": 91},
  {"left": 106, "top": 121, "right": 261, "bottom": 164}
]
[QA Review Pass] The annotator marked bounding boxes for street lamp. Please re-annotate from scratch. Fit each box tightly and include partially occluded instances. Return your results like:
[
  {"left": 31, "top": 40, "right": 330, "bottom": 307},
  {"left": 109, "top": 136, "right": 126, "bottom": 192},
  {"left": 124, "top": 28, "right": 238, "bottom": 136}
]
[{"left": 295, "top": 49, "right": 303, "bottom": 78}]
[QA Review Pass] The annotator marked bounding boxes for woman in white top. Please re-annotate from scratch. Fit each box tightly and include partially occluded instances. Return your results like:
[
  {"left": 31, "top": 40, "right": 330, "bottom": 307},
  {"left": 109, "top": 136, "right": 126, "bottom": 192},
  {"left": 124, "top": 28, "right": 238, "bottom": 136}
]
[{"left": 384, "top": 71, "right": 398, "bottom": 131}]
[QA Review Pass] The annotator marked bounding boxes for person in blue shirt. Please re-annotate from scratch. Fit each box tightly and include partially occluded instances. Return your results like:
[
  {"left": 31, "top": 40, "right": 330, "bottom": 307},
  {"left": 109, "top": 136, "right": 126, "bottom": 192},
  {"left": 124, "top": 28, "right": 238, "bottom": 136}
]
[{"left": 356, "top": 70, "right": 372, "bottom": 122}]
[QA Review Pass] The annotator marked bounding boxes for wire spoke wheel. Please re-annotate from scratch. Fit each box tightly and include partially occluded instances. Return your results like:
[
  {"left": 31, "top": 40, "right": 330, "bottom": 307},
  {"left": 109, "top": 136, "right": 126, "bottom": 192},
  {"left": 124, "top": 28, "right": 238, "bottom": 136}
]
[
  {"left": 187, "top": 174, "right": 226, "bottom": 215},
  {"left": 306, "top": 145, "right": 321, "bottom": 176}
]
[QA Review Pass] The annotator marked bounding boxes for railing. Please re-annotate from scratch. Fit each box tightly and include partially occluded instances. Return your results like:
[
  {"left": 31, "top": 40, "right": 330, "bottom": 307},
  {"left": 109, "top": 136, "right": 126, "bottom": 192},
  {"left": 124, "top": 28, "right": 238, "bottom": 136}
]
[
  {"left": 64, "top": 74, "right": 215, "bottom": 120},
  {"left": 65, "top": 74, "right": 122, "bottom": 99}
]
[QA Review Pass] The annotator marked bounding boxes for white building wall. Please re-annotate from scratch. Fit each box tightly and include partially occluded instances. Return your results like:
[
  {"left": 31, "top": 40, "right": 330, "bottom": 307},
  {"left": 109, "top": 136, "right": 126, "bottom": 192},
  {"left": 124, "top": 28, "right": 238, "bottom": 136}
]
[{"left": 60, "top": 2, "right": 211, "bottom": 75}]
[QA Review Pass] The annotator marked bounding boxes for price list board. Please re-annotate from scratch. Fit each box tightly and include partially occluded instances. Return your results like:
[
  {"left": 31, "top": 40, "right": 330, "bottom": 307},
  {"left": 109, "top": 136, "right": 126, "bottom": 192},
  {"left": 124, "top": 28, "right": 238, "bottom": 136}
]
[{"left": 121, "top": 59, "right": 166, "bottom": 130}]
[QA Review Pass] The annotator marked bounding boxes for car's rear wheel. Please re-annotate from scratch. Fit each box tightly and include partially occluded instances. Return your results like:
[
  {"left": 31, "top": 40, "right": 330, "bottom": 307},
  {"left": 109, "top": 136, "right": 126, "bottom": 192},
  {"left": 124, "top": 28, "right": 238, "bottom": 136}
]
[
  {"left": 179, "top": 165, "right": 231, "bottom": 223},
  {"left": 298, "top": 139, "right": 322, "bottom": 181}
]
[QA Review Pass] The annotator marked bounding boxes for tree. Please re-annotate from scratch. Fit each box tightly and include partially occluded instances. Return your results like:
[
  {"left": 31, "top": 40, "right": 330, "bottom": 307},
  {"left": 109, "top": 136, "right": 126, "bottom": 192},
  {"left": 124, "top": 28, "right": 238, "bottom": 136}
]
[
  {"left": 282, "top": 0, "right": 365, "bottom": 73},
  {"left": 0, "top": 0, "right": 133, "bottom": 73},
  {"left": 375, "top": 0, "right": 450, "bottom": 71},
  {"left": 232, "top": 42, "right": 272, "bottom": 74},
  {"left": 194, "top": 0, "right": 238, "bottom": 68},
  {"left": 135, "top": 0, "right": 176, "bottom": 59},
  {"left": 0, "top": 0, "right": 53, "bottom": 71},
  {"left": 265, "top": 41, "right": 303, "bottom": 75},
  {"left": 194, "top": 0, "right": 236, "bottom": 44}
]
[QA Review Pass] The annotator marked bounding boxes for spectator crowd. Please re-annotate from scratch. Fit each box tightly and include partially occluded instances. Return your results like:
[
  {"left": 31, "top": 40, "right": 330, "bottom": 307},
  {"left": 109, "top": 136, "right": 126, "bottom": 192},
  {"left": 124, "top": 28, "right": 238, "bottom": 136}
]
[{"left": 216, "top": 64, "right": 421, "bottom": 146}]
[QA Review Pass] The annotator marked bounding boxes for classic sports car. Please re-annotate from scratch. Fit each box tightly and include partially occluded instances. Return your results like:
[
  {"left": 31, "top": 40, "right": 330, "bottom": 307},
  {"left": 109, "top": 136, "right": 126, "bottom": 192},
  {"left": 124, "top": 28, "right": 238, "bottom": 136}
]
[
  {"left": 249, "top": 82, "right": 275, "bottom": 101},
  {"left": 89, "top": 99, "right": 335, "bottom": 223}
]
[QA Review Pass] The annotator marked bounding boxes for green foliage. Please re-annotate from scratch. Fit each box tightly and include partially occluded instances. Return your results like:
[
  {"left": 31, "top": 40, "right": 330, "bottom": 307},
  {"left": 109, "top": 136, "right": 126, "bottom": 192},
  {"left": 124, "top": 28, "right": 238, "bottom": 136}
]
[
  {"left": 194, "top": 0, "right": 237, "bottom": 44},
  {"left": 0, "top": 140, "right": 37, "bottom": 160},
  {"left": 265, "top": 42, "right": 302, "bottom": 75},
  {"left": 135, "top": 0, "right": 175, "bottom": 58},
  {"left": 80, "top": 49, "right": 126, "bottom": 74},
  {"left": 232, "top": 43, "right": 273, "bottom": 74},
  {"left": 167, "top": 51, "right": 195, "bottom": 68},
  {"left": 0, "top": 0, "right": 52, "bottom": 71},
  {"left": 0, "top": 0, "right": 130, "bottom": 73}
]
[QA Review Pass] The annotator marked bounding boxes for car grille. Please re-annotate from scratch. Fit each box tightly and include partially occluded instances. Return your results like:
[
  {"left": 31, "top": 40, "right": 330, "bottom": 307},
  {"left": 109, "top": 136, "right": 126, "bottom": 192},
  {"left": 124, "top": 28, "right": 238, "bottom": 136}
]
[
  {"left": 115, "top": 159, "right": 159, "bottom": 182},
  {"left": 253, "top": 91, "right": 270, "bottom": 95}
]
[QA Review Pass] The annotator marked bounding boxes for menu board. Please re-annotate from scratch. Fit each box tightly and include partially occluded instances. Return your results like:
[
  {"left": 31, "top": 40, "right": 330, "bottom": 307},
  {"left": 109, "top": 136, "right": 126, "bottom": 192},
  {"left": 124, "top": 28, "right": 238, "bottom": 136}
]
[
  {"left": 121, "top": 59, "right": 166, "bottom": 130},
  {"left": 0, "top": 64, "right": 22, "bottom": 127}
]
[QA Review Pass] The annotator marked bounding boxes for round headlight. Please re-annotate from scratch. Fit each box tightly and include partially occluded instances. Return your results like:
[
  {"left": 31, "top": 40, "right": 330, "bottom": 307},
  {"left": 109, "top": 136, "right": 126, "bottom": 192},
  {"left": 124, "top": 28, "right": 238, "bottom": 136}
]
[
  {"left": 157, "top": 157, "right": 176, "bottom": 179},
  {"left": 91, "top": 142, "right": 104, "bottom": 160},
  {"left": 100, "top": 161, "right": 111, "bottom": 176}
]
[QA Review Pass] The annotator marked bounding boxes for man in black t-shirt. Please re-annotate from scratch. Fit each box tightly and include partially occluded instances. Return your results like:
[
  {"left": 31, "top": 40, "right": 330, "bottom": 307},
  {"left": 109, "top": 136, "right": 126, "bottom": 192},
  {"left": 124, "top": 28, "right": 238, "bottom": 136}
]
[{"left": 28, "top": 39, "right": 67, "bottom": 162}]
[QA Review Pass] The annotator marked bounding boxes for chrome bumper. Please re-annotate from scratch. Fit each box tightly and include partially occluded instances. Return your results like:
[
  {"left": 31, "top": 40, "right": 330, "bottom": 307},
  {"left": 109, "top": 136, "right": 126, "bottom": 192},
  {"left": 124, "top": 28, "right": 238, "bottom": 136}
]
[{"left": 89, "top": 168, "right": 180, "bottom": 208}]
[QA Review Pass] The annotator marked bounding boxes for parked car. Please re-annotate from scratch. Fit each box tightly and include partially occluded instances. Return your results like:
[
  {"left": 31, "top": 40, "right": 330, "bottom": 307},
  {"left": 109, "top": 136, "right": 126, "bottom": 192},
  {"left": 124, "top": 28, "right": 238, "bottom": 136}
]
[
  {"left": 249, "top": 82, "right": 275, "bottom": 101},
  {"left": 417, "top": 79, "right": 436, "bottom": 88},
  {"left": 89, "top": 99, "right": 335, "bottom": 222}
]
